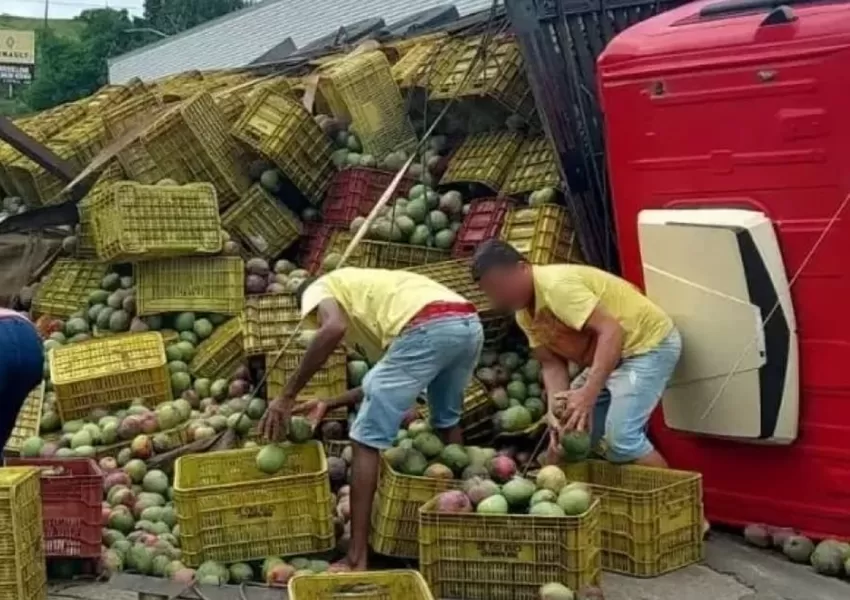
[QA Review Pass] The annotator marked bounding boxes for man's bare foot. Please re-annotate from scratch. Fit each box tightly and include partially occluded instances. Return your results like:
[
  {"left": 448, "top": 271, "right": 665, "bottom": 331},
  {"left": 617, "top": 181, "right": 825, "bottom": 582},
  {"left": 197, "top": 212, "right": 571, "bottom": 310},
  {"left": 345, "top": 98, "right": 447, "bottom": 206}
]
[{"left": 702, "top": 518, "right": 711, "bottom": 538}]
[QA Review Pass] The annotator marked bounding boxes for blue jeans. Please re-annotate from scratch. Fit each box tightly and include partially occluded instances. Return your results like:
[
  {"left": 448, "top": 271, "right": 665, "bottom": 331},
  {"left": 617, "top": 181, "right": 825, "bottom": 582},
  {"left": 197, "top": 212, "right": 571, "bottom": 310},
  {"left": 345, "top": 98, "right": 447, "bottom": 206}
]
[
  {"left": 571, "top": 328, "right": 682, "bottom": 463},
  {"left": 350, "top": 314, "right": 484, "bottom": 449},
  {"left": 0, "top": 318, "right": 44, "bottom": 453}
]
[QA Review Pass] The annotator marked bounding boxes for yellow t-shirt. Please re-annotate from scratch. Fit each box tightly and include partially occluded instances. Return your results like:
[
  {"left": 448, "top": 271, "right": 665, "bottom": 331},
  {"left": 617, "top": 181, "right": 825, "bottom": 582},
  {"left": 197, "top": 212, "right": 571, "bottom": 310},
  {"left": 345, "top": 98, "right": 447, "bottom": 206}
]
[
  {"left": 516, "top": 264, "right": 673, "bottom": 357},
  {"left": 300, "top": 267, "right": 468, "bottom": 357}
]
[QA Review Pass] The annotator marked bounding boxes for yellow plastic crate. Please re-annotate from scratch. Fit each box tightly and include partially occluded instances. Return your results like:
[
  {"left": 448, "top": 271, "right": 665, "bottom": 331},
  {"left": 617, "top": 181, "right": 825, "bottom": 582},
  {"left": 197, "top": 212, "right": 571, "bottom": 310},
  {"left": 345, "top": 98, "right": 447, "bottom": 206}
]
[
  {"left": 558, "top": 460, "right": 703, "bottom": 577},
  {"left": 90, "top": 181, "right": 222, "bottom": 263},
  {"left": 501, "top": 136, "right": 561, "bottom": 197},
  {"left": 49, "top": 332, "right": 172, "bottom": 423},
  {"left": 500, "top": 205, "right": 581, "bottom": 265},
  {"left": 370, "top": 456, "right": 462, "bottom": 559},
  {"left": 7, "top": 153, "right": 69, "bottom": 208},
  {"left": 289, "top": 570, "right": 434, "bottom": 600},
  {"left": 440, "top": 132, "right": 524, "bottom": 192},
  {"left": 77, "top": 162, "right": 126, "bottom": 259},
  {"left": 418, "top": 379, "right": 494, "bottom": 445},
  {"left": 221, "top": 184, "right": 303, "bottom": 260},
  {"left": 419, "top": 496, "right": 601, "bottom": 599},
  {"left": 48, "top": 115, "right": 110, "bottom": 169},
  {"left": 0, "top": 142, "right": 25, "bottom": 197},
  {"left": 173, "top": 441, "right": 334, "bottom": 566},
  {"left": 141, "top": 92, "right": 251, "bottom": 208},
  {"left": 188, "top": 317, "right": 244, "bottom": 380},
  {"left": 326, "top": 231, "right": 450, "bottom": 270},
  {"left": 0, "top": 467, "right": 47, "bottom": 600},
  {"left": 321, "top": 51, "right": 417, "bottom": 159},
  {"left": 3, "top": 383, "right": 45, "bottom": 458},
  {"left": 391, "top": 36, "right": 460, "bottom": 90},
  {"left": 102, "top": 89, "right": 166, "bottom": 184},
  {"left": 406, "top": 258, "right": 511, "bottom": 348},
  {"left": 430, "top": 34, "right": 534, "bottom": 116},
  {"left": 266, "top": 350, "right": 348, "bottom": 419},
  {"left": 136, "top": 256, "right": 245, "bottom": 316},
  {"left": 242, "top": 293, "right": 301, "bottom": 356},
  {"left": 32, "top": 259, "right": 110, "bottom": 318},
  {"left": 231, "top": 88, "right": 335, "bottom": 205}
]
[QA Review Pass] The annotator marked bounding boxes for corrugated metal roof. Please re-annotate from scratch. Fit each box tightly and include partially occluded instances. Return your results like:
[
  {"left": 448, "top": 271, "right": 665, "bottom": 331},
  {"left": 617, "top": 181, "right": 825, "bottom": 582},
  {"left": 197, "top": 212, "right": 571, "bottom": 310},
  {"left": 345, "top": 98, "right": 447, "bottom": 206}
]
[{"left": 107, "top": 0, "right": 494, "bottom": 83}]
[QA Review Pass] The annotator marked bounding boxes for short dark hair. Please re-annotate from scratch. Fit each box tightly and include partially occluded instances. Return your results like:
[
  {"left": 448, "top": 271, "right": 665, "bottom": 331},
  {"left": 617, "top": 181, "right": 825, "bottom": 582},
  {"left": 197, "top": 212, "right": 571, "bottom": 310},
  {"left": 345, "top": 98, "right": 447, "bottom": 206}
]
[
  {"left": 471, "top": 239, "right": 526, "bottom": 281},
  {"left": 294, "top": 276, "right": 318, "bottom": 309}
]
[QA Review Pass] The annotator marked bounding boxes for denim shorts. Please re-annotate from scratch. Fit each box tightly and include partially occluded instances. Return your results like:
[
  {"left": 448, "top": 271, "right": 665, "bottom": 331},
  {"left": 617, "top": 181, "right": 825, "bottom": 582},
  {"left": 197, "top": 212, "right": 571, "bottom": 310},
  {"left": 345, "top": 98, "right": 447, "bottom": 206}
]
[
  {"left": 0, "top": 317, "right": 44, "bottom": 453},
  {"left": 350, "top": 314, "right": 484, "bottom": 449},
  {"left": 571, "top": 328, "right": 682, "bottom": 463}
]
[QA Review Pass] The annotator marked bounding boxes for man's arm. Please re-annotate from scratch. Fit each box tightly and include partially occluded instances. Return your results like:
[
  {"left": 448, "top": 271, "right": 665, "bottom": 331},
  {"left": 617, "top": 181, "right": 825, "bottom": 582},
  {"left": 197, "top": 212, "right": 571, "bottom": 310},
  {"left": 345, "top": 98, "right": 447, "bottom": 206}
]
[
  {"left": 580, "top": 306, "right": 624, "bottom": 397},
  {"left": 281, "top": 299, "right": 348, "bottom": 400},
  {"left": 534, "top": 346, "right": 570, "bottom": 401},
  {"left": 327, "top": 387, "right": 364, "bottom": 409}
]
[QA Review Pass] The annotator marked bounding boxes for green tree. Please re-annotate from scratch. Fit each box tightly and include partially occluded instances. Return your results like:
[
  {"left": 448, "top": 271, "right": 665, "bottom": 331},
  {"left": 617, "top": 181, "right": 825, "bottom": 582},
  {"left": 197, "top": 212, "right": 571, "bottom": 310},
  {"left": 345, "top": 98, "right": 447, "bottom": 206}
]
[
  {"left": 24, "top": 9, "right": 149, "bottom": 111},
  {"left": 145, "top": 0, "right": 244, "bottom": 34}
]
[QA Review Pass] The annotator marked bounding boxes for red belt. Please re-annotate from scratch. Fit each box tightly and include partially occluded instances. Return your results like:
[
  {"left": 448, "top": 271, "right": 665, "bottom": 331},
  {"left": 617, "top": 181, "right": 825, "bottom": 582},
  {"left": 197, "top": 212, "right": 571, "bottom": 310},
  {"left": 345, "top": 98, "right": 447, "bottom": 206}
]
[{"left": 405, "top": 302, "right": 477, "bottom": 330}]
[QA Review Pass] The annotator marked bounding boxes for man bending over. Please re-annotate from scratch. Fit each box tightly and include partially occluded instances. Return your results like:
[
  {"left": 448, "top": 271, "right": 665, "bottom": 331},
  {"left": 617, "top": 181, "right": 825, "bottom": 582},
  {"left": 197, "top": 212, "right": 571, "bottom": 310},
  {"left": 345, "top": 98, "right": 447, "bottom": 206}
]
[{"left": 259, "top": 267, "right": 483, "bottom": 570}]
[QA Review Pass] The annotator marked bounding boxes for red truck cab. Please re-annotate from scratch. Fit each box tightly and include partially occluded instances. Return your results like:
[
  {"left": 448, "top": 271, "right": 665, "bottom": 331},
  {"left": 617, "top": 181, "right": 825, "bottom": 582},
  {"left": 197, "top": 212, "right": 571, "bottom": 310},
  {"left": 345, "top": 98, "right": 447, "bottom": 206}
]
[{"left": 598, "top": 0, "right": 850, "bottom": 538}]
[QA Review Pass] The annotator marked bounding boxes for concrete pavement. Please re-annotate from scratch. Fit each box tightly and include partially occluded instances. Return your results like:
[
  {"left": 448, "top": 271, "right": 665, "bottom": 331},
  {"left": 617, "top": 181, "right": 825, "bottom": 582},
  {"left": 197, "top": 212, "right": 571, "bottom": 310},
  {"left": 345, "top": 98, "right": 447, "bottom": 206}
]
[{"left": 45, "top": 533, "right": 849, "bottom": 600}]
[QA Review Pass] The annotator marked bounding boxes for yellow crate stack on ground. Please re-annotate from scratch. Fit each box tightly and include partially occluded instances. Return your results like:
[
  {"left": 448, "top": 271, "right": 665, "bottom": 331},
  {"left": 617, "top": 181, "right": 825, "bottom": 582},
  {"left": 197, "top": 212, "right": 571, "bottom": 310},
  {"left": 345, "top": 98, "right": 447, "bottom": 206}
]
[
  {"left": 135, "top": 256, "right": 245, "bottom": 316},
  {"left": 430, "top": 33, "right": 535, "bottom": 117},
  {"left": 0, "top": 467, "right": 47, "bottom": 600},
  {"left": 49, "top": 331, "right": 172, "bottom": 423},
  {"left": 231, "top": 87, "right": 335, "bottom": 205},
  {"left": 406, "top": 258, "right": 512, "bottom": 348},
  {"left": 500, "top": 204, "right": 582, "bottom": 265},
  {"left": 418, "top": 496, "right": 602, "bottom": 599},
  {"left": 90, "top": 181, "right": 222, "bottom": 263},
  {"left": 370, "top": 455, "right": 462, "bottom": 560},
  {"left": 173, "top": 441, "right": 335, "bottom": 566},
  {"left": 141, "top": 92, "right": 251, "bottom": 208},
  {"left": 32, "top": 259, "right": 111, "bottom": 318},
  {"left": 242, "top": 293, "right": 301, "bottom": 356},
  {"left": 289, "top": 570, "right": 435, "bottom": 600},
  {"left": 559, "top": 460, "right": 704, "bottom": 577},
  {"left": 440, "top": 131, "right": 524, "bottom": 192},
  {"left": 501, "top": 136, "right": 562, "bottom": 197},
  {"left": 320, "top": 51, "right": 418, "bottom": 158},
  {"left": 325, "top": 230, "right": 451, "bottom": 270},
  {"left": 188, "top": 317, "right": 245, "bottom": 381},
  {"left": 2, "top": 383, "right": 45, "bottom": 458},
  {"left": 221, "top": 184, "right": 303, "bottom": 260}
]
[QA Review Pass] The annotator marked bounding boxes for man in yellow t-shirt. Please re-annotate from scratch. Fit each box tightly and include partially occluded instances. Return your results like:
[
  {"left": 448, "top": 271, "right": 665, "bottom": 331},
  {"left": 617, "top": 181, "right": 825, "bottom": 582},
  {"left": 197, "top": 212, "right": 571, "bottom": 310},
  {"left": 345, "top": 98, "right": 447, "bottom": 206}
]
[
  {"left": 259, "top": 267, "right": 483, "bottom": 570},
  {"left": 471, "top": 240, "right": 681, "bottom": 468}
]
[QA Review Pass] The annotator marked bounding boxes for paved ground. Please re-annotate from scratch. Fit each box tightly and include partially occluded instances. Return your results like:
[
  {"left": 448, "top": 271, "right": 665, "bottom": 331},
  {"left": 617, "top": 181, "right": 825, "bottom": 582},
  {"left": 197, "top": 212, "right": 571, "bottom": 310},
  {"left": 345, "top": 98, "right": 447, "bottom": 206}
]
[{"left": 45, "top": 533, "right": 849, "bottom": 600}]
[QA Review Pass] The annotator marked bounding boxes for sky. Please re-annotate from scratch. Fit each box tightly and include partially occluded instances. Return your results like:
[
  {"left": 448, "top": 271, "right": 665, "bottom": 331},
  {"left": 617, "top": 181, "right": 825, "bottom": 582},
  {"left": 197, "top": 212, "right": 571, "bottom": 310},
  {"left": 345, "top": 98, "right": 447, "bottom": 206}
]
[{"left": 2, "top": 0, "right": 144, "bottom": 20}]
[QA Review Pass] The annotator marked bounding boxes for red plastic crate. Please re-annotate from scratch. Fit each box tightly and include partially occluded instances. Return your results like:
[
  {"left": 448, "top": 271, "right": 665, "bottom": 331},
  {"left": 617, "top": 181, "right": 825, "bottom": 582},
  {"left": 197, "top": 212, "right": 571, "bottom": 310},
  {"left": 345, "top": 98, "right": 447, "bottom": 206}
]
[
  {"left": 452, "top": 197, "right": 516, "bottom": 258},
  {"left": 298, "top": 223, "right": 347, "bottom": 273},
  {"left": 5, "top": 458, "right": 103, "bottom": 558},
  {"left": 322, "top": 168, "right": 415, "bottom": 226}
]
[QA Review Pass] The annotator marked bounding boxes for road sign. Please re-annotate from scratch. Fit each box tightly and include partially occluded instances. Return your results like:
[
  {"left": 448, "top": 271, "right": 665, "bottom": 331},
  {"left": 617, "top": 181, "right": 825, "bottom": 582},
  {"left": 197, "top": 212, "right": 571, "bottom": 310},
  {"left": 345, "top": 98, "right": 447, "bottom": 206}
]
[
  {"left": 0, "top": 30, "right": 36, "bottom": 85},
  {"left": 0, "top": 30, "right": 35, "bottom": 66}
]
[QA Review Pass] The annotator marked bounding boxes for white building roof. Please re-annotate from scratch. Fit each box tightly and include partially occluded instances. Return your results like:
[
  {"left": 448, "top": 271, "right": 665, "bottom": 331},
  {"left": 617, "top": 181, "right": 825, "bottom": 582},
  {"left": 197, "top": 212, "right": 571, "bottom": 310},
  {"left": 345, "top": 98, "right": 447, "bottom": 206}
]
[{"left": 108, "top": 0, "right": 493, "bottom": 84}]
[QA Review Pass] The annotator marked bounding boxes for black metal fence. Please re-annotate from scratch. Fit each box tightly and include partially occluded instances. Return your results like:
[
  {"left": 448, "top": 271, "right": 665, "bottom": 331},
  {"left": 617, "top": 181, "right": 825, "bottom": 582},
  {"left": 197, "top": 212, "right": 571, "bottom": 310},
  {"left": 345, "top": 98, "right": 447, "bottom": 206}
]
[{"left": 506, "top": 0, "right": 689, "bottom": 272}]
